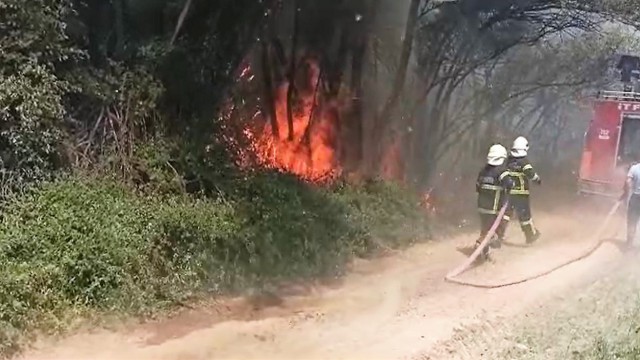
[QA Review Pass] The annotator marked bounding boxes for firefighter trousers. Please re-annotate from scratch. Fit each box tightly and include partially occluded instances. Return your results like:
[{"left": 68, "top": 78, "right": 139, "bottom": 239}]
[
  {"left": 627, "top": 194, "right": 640, "bottom": 244},
  {"left": 478, "top": 212, "right": 508, "bottom": 240},
  {"left": 505, "top": 194, "right": 539, "bottom": 241}
]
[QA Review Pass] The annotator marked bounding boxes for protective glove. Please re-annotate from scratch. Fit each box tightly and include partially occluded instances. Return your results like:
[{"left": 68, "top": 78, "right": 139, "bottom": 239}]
[{"left": 534, "top": 177, "right": 542, "bottom": 185}]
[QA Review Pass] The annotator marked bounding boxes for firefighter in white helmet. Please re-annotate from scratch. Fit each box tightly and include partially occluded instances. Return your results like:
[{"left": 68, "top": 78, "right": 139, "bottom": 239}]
[
  {"left": 475, "top": 144, "right": 513, "bottom": 258},
  {"left": 505, "top": 136, "right": 542, "bottom": 244}
]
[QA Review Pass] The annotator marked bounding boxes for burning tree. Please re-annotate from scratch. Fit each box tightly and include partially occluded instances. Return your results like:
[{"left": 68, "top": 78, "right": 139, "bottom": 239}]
[
  {"left": 125, "top": 0, "right": 640, "bottom": 189},
  {"left": 219, "top": 0, "right": 381, "bottom": 182}
]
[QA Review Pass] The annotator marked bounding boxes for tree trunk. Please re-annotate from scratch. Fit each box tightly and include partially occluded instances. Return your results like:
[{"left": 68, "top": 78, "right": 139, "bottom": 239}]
[
  {"left": 348, "top": 0, "right": 380, "bottom": 171},
  {"left": 113, "top": 0, "right": 126, "bottom": 59},
  {"left": 286, "top": 0, "right": 300, "bottom": 141},
  {"left": 377, "top": 0, "right": 420, "bottom": 120},
  {"left": 86, "top": 0, "right": 112, "bottom": 68},
  {"left": 260, "top": 39, "right": 280, "bottom": 138},
  {"left": 370, "top": 0, "right": 420, "bottom": 173},
  {"left": 170, "top": 0, "right": 193, "bottom": 46},
  {"left": 327, "top": 23, "right": 351, "bottom": 98}
]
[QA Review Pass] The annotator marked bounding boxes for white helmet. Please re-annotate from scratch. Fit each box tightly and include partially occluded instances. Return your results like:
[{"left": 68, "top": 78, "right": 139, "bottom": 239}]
[
  {"left": 487, "top": 144, "right": 508, "bottom": 166},
  {"left": 511, "top": 136, "right": 529, "bottom": 157}
]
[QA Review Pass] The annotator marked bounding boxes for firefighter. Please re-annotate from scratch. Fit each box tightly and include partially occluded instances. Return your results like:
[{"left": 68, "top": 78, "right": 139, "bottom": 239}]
[
  {"left": 475, "top": 144, "right": 513, "bottom": 258},
  {"left": 620, "top": 151, "right": 640, "bottom": 247},
  {"left": 505, "top": 136, "right": 542, "bottom": 244}
]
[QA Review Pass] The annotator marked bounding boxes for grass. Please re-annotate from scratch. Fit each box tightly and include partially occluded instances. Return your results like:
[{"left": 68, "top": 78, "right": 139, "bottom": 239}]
[
  {"left": 580, "top": 304, "right": 640, "bottom": 360},
  {"left": 433, "top": 258, "right": 640, "bottom": 360},
  {"left": 506, "top": 261, "right": 640, "bottom": 360},
  {"left": 0, "top": 173, "right": 430, "bottom": 356}
]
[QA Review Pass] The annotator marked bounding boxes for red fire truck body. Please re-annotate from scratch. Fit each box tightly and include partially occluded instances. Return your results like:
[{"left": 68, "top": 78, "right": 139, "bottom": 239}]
[{"left": 578, "top": 91, "right": 640, "bottom": 197}]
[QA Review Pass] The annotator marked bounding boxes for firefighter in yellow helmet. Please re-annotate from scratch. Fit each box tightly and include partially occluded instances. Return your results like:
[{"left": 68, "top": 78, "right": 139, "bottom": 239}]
[
  {"left": 505, "top": 136, "right": 542, "bottom": 244},
  {"left": 475, "top": 144, "right": 513, "bottom": 258}
]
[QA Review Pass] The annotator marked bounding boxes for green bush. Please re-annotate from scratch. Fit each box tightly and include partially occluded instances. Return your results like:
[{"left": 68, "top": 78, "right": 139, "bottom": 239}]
[
  {"left": 331, "top": 180, "right": 431, "bottom": 251},
  {"left": 0, "top": 65, "right": 66, "bottom": 194},
  {"left": 0, "top": 0, "right": 81, "bottom": 195},
  {"left": 230, "top": 172, "right": 359, "bottom": 281},
  {"left": 0, "top": 174, "right": 428, "bottom": 355}
]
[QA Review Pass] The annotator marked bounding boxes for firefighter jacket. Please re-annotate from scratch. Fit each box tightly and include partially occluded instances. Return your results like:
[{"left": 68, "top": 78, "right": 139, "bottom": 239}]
[
  {"left": 506, "top": 156, "right": 540, "bottom": 196},
  {"left": 476, "top": 164, "right": 513, "bottom": 214}
]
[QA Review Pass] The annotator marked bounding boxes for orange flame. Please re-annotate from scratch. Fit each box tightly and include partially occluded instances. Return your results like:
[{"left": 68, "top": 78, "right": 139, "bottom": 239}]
[
  {"left": 420, "top": 189, "right": 437, "bottom": 214},
  {"left": 245, "top": 60, "right": 341, "bottom": 182}
]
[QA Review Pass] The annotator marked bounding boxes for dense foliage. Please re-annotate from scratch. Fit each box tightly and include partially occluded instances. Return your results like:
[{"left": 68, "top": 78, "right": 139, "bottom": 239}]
[
  {"left": 0, "top": 175, "right": 427, "bottom": 355},
  {"left": 0, "top": 0, "right": 434, "bottom": 355}
]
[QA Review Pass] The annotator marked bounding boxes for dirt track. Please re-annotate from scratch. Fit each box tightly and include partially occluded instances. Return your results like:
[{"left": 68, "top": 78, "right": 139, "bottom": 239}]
[{"left": 20, "top": 199, "right": 635, "bottom": 360}]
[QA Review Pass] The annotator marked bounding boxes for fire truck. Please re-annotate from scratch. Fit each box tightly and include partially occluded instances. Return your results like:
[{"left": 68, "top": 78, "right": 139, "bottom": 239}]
[{"left": 578, "top": 55, "right": 640, "bottom": 197}]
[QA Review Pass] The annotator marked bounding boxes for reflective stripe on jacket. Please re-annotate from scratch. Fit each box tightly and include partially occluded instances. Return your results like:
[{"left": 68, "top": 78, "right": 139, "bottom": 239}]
[
  {"left": 476, "top": 164, "right": 513, "bottom": 214},
  {"left": 507, "top": 156, "right": 540, "bottom": 195}
]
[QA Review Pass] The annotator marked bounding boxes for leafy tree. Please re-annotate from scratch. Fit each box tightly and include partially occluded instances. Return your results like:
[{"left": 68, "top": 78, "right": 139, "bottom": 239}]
[{"left": 0, "top": 0, "right": 80, "bottom": 191}]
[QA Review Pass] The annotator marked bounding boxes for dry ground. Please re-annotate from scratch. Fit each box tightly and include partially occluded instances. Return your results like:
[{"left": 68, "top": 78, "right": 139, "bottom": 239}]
[{"left": 18, "top": 197, "right": 637, "bottom": 360}]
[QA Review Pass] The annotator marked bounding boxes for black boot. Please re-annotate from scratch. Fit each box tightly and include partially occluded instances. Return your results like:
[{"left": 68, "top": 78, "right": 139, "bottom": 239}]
[
  {"left": 526, "top": 229, "right": 541, "bottom": 244},
  {"left": 475, "top": 239, "right": 490, "bottom": 260},
  {"left": 489, "top": 234, "right": 502, "bottom": 249}
]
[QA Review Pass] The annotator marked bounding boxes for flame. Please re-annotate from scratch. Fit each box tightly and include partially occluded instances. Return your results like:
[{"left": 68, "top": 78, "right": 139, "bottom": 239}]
[
  {"left": 244, "top": 60, "right": 341, "bottom": 182},
  {"left": 420, "top": 189, "right": 437, "bottom": 214}
]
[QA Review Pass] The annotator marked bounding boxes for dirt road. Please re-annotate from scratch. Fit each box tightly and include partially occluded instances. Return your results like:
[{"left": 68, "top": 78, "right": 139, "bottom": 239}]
[{"left": 20, "top": 199, "right": 634, "bottom": 360}]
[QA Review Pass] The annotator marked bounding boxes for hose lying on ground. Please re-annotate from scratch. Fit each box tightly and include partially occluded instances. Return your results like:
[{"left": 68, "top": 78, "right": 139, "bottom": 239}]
[{"left": 444, "top": 200, "right": 622, "bottom": 289}]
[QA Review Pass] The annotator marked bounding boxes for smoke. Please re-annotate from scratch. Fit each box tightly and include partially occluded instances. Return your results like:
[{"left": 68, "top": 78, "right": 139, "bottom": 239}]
[{"left": 217, "top": 0, "right": 638, "bottom": 201}]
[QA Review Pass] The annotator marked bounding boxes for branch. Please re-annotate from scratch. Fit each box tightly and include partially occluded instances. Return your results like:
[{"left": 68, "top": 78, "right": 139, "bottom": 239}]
[
  {"left": 260, "top": 39, "right": 280, "bottom": 138},
  {"left": 170, "top": 0, "right": 192, "bottom": 46},
  {"left": 374, "top": 0, "right": 420, "bottom": 125},
  {"left": 286, "top": 0, "right": 300, "bottom": 141},
  {"left": 435, "top": 120, "right": 476, "bottom": 161}
]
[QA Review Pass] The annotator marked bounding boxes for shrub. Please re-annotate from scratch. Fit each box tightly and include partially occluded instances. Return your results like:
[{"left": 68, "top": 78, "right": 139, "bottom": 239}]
[
  {"left": 0, "top": 174, "right": 429, "bottom": 355},
  {"left": 0, "top": 65, "right": 66, "bottom": 195},
  {"left": 331, "top": 180, "right": 431, "bottom": 251},
  {"left": 229, "top": 172, "right": 359, "bottom": 282},
  {"left": 0, "top": 0, "right": 81, "bottom": 195}
]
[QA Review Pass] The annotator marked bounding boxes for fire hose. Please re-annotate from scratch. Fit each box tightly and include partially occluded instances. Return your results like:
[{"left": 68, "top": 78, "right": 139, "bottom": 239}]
[{"left": 444, "top": 199, "right": 623, "bottom": 288}]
